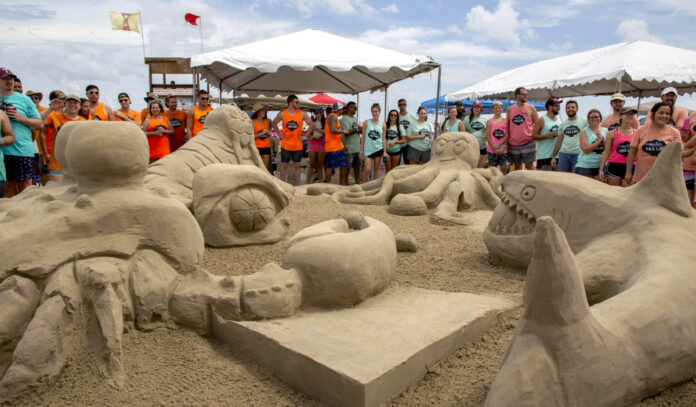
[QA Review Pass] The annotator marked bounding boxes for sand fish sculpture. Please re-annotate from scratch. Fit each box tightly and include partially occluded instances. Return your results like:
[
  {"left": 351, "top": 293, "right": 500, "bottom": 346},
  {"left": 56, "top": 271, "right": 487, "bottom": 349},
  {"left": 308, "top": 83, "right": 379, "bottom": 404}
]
[
  {"left": 319, "top": 132, "right": 502, "bottom": 225},
  {"left": 484, "top": 143, "right": 696, "bottom": 406},
  {"left": 0, "top": 119, "right": 396, "bottom": 401}
]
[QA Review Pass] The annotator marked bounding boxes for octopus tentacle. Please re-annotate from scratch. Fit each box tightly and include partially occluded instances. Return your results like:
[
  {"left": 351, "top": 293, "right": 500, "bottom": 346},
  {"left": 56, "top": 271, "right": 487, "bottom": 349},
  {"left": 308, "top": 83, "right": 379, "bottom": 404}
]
[
  {"left": 393, "top": 166, "right": 439, "bottom": 195},
  {"left": 399, "top": 169, "right": 458, "bottom": 207}
]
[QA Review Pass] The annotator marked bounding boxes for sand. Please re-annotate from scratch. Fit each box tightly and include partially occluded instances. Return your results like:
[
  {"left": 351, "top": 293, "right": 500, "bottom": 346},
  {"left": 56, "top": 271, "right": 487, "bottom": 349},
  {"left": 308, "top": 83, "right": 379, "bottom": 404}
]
[{"left": 6, "top": 187, "right": 695, "bottom": 406}]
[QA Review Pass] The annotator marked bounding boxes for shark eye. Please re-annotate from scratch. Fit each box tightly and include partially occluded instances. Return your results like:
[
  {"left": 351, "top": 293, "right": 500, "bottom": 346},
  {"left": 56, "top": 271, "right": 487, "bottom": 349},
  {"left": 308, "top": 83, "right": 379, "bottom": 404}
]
[{"left": 521, "top": 186, "right": 536, "bottom": 201}]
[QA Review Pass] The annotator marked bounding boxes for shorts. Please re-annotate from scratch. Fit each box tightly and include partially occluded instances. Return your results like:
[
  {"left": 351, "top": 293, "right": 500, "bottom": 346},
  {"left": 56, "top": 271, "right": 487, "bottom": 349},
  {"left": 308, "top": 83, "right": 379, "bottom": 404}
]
[
  {"left": 0, "top": 181, "right": 3, "bottom": 197},
  {"left": 575, "top": 167, "right": 599, "bottom": 177},
  {"left": 346, "top": 151, "right": 361, "bottom": 169},
  {"left": 479, "top": 148, "right": 486, "bottom": 156},
  {"left": 257, "top": 147, "right": 271, "bottom": 155},
  {"left": 508, "top": 140, "right": 536, "bottom": 165},
  {"left": 48, "top": 169, "right": 62, "bottom": 175},
  {"left": 326, "top": 150, "right": 347, "bottom": 169},
  {"left": 407, "top": 148, "right": 431, "bottom": 163},
  {"left": 536, "top": 157, "right": 553, "bottom": 170},
  {"left": 684, "top": 171, "right": 695, "bottom": 190},
  {"left": 281, "top": 148, "right": 302, "bottom": 163},
  {"left": 387, "top": 150, "right": 401, "bottom": 157},
  {"left": 488, "top": 153, "right": 508, "bottom": 167},
  {"left": 3, "top": 155, "right": 34, "bottom": 182},
  {"left": 367, "top": 149, "right": 384, "bottom": 159},
  {"left": 607, "top": 162, "right": 627, "bottom": 179}
]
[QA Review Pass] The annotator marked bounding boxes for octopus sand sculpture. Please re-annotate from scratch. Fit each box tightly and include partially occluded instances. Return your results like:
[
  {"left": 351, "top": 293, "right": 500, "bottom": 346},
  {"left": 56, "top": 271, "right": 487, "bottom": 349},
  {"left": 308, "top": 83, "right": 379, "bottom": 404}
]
[
  {"left": 484, "top": 143, "right": 696, "bottom": 406},
  {"left": 312, "top": 132, "right": 502, "bottom": 225},
  {"left": 0, "top": 114, "right": 396, "bottom": 401}
]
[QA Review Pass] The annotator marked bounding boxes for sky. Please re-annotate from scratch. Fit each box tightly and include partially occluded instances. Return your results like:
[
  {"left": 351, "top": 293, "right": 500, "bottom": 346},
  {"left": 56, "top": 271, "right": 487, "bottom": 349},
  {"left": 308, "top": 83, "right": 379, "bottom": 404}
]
[{"left": 3, "top": 0, "right": 696, "bottom": 121}]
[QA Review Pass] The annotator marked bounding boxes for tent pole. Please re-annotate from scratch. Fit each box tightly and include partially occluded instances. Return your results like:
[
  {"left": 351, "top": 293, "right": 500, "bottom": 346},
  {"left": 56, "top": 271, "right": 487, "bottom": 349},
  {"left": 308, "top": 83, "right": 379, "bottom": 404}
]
[
  {"left": 384, "top": 86, "right": 388, "bottom": 121},
  {"left": 356, "top": 93, "right": 360, "bottom": 122},
  {"left": 218, "top": 79, "right": 222, "bottom": 105},
  {"left": 434, "top": 65, "right": 442, "bottom": 137}
]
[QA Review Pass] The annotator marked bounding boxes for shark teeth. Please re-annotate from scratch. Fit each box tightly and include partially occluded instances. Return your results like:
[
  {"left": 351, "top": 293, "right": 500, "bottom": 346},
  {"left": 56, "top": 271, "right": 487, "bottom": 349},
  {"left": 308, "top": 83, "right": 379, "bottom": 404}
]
[{"left": 490, "top": 193, "right": 536, "bottom": 236}]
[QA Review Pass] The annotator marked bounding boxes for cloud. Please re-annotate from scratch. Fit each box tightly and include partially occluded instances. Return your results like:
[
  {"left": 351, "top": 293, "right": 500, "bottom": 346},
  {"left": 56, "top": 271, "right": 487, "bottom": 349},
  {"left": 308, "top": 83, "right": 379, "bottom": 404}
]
[
  {"left": 615, "top": 19, "right": 664, "bottom": 43},
  {"left": 358, "top": 26, "right": 445, "bottom": 53},
  {"left": 381, "top": 4, "right": 399, "bottom": 14},
  {"left": 5, "top": 5, "right": 56, "bottom": 20},
  {"left": 280, "top": 0, "right": 376, "bottom": 16},
  {"left": 464, "top": 0, "right": 535, "bottom": 44}
]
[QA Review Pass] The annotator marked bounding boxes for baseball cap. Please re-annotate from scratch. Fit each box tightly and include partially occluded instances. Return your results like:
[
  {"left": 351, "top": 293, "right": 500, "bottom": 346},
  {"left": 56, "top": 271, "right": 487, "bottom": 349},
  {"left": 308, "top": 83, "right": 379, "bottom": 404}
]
[
  {"left": 332, "top": 102, "right": 343, "bottom": 110},
  {"left": 661, "top": 87, "right": 678, "bottom": 96},
  {"left": 610, "top": 93, "right": 625, "bottom": 102},
  {"left": 0, "top": 67, "right": 16, "bottom": 79},
  {"left": 26, "top": 90, "right": 43, "bottom": 100},
  {"left": 49, "top": 90, "right": 66, "bottom": 100},
  {"left": 472, "top": 101, "right": 483, "bottom": 108},
  {"left": 65, "top": 93, "right": 81, "bottom": 102},
  {"left": 620, "top": 107, "right": 638, "bottom": 115}
]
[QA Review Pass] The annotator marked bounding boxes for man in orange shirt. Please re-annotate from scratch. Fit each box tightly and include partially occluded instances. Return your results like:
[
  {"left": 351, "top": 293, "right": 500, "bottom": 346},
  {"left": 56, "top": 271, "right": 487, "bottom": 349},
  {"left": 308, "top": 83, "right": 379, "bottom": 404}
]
[
  {"left": 186, "top": 90, "right": 212, "bottom": 138},
  {"left": 85, "top": 84, "right": 114, "bottom": 121},
  {"left": 164, "top": 96, "right": 187, "bottom": 151},
  {"left": 272, "top": 94, "right": 315, "bottom": 186}
]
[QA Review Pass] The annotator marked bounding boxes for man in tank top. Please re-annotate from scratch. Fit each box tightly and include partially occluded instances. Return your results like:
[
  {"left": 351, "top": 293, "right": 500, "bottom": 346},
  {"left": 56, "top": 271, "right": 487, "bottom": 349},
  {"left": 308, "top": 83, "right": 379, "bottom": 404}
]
[
  {"left": 506, "top": 87, "right": 539, "bottom": 170},
  {"left": 85, "top": 84, "right": 114, "bottom": 121},
  {"left": 272, "top": 94, "right": 315, "bottom": 186},
  {"left": 532, "top": 98, "right": 562, "bottom": 171}
]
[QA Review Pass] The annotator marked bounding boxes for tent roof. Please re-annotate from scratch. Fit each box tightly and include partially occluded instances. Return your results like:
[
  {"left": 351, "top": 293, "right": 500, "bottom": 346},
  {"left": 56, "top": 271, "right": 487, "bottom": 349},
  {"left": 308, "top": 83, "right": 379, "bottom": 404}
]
[
  {"left": 447, "top": 41, "right": 696, "bottom": 101},
  {"left": 190, "top": 29, "right": 438, "bottom": 94}
]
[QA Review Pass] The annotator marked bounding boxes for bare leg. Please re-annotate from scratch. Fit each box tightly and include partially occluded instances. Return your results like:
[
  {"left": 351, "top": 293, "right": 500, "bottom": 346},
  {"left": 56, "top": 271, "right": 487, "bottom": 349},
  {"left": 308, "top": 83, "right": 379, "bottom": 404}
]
[
  {"left": 261, "top": 154, "right": 272, "bottom": 174},
  {"left": 339, "top": 166, "right": 347, "bottom": 185},
  {"left": 325, "top": 168, "right": 333, "bottom": 183},
  {"left": 477, "top": 154, "right": 485, "bottom": 168},
  {"left": 306, "top": 151, "right": 316, "bottom": 184},
  {"left": 353, "top": 164, "right": 361, "bottom": 185},
  {"left": 524, "top": 162, "right": 534, "bottom": 170},
  {"left": 363, "top": 157, "right": 373, "bottom": 183},
  {"left": 317, "top": 152, "right": 325, "bottom": 182},
  {"left": 293, "top": 162, "right": 301, "bottom": 186},
  {"left": 373, "top": 157, "right": 380, "bottom": 180},
  {"left": 280, "top": 162, "right": 288, "bottom": 182}
]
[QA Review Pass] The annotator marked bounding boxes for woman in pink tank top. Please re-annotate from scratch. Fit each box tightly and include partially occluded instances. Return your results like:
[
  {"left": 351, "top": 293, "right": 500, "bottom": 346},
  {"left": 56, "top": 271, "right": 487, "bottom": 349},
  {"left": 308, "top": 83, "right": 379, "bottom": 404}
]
[
  {"left": 485, "top": 101, "right": 509, "bottom": 174},
  {"left": 599, "top": 107, "right": 637, "bottom": 186}
]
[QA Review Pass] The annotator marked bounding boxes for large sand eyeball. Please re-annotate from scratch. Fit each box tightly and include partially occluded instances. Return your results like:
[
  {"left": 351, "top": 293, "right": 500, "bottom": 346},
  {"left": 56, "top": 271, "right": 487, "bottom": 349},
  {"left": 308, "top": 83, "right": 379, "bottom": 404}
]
[
  {"left": 63, "top": 122, "right": 149, "bottom": 185},
  {"left": 228, "top": 187, "right": 276, "bottom": 232}
]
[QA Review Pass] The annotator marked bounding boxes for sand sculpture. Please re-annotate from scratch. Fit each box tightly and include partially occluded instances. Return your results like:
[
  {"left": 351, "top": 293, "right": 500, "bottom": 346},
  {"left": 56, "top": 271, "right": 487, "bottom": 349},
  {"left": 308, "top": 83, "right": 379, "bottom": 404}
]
[
  {"left": 329, "top": 132, "right": 502, "bottom": 225},
  {"left": 484, "top": 143, "right": 696, "bottom": 406},
  {"left": 0, "top": 120, "right": 398, "bottom": 401}
]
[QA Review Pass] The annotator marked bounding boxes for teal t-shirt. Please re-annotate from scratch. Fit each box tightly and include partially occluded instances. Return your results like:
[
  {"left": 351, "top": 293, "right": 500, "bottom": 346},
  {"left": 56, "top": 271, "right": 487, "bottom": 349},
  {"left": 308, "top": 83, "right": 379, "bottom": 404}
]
[
  {"left": 576, "top": 127, "right": 607, "bottom": 169},
  {"left": 409, "top": 121, "right": 432, "bottom": 151},
  {"left": 398, "top": 113, "right": 418, "bottom": 136},
  {"left": 0, "top": 92, "right": 40, "bottom": 157},
  {"left": 558, "top": 117, "right": 588, "bottom": 155},
  {"left": 340, "top": 115, "right": 360, "bottom": 153},
  {"left": 363, "top": 119, "right": 384, "bottom": 156},
  {"left": 385, "top": 124, "right": 405, "bottom": 153},
  {"left": 536, "top": 115, "right": 562, "bottom": 160},
  {"left": 443, "top": 118, "right": 462, "bottom": 133},
  {"left": 462, "top": 115, "right": 488, "bottom": 149}
]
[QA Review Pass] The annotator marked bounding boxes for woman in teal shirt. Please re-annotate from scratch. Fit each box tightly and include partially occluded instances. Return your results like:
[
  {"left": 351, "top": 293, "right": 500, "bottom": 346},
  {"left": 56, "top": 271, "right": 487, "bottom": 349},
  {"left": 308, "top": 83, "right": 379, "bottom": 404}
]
[
  {"left": 360, "top": 103, "right": 387, "bottom": 182},
  {"left": 385, "top": 109, "right": 406, "bottom": 173},
  {"left": 406, "top": 107, "right": 432, "bottom": 165},
  {"left": 462, "top": 101, "right": 487, "bottom": 167},
  {"left": 441, "top": 106, "right": 466, "bottom": 133},
  {"left": 576, "top": 109, "right": 607, "bottom": 180}
]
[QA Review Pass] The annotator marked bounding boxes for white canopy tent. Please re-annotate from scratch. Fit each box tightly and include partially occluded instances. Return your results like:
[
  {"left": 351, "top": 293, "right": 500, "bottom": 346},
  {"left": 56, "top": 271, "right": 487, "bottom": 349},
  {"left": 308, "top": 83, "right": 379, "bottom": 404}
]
[
  {"left": 189, "top": 28, "right": 441, "bottom": 122},
  {"left": 447, "top": 41, "right": 696, "bottom": 109}
]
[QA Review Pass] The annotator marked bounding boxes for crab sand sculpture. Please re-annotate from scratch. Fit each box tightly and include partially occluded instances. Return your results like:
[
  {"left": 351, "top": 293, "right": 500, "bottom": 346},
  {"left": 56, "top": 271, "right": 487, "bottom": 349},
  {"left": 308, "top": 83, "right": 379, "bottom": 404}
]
[
  {"left": 314, "top": 132, "right": 502, "bottom": 226},
  {"left": 0, "top": 119, "right": 397, "bottom": 401},
  {"left": 484, "top": 143, "right": 696, "bottom": 406}
]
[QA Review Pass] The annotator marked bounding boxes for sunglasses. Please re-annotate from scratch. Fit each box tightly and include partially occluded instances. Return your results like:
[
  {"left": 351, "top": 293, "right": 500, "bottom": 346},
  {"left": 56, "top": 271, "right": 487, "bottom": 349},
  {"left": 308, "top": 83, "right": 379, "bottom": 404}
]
[
  {"left": 389, "top": 113, "right": 398, "bottom": 116},
  {"left": 554, "top": 104, "right": 561, "bottom": 108},
  {"left": 398, "top": 103, "right": 406, "bottom": 106},
  {"left": 87, "top": 91, "right": 99, "bottom": 95},
  {"left": 31, "top": 96, "right": 40, "bottom": 100},
  {"left": 119, "top": 99, "right": 129, "bottom": 102},
  {"left": 200, "top": 97, "right": 209, "bottom": 100}
]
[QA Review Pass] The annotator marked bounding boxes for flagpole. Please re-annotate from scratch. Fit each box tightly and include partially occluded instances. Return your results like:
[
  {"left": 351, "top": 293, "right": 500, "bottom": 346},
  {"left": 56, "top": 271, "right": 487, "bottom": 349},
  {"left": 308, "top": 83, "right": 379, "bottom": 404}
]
[
  {"left": 139, "top": 10, "right": 146, "bottom": 61},
  {"left": 198, "top": 16, "right": 204, "bottom": 53}
]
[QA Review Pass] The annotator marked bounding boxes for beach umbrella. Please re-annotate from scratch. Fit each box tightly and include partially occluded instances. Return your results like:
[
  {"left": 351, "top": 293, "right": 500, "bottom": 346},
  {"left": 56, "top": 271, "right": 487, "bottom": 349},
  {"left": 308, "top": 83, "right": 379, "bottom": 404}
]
[
  {"left": 447, "top": 41, "right": 696, "bottom": 105},
  {"left": 308, "top": 93, "right": 346, "bottom": 106}
]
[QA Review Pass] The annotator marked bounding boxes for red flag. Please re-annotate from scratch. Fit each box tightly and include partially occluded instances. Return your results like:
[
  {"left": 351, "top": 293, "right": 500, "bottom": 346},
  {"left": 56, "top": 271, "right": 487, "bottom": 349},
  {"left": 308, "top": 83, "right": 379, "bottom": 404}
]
[{"left": 185, "top": 13, "right": 200, "bottom": 26}]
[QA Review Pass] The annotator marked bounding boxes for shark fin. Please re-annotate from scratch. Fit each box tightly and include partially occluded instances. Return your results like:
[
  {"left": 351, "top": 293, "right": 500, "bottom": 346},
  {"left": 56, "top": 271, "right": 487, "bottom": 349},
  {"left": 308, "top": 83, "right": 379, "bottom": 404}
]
[
  {"left": 632, "top": 141, "right": 692, "bottom": 217},
  {"left": 523, "top": 216, "right": 590, "bottom": 325}
]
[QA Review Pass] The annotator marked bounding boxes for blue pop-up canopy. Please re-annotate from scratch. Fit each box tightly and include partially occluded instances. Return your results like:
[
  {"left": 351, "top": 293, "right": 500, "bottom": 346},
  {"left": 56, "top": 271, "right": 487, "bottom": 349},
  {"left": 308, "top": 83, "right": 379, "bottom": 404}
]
[{"left": 421, "top": 95, "right": 546, "bottom": 114}]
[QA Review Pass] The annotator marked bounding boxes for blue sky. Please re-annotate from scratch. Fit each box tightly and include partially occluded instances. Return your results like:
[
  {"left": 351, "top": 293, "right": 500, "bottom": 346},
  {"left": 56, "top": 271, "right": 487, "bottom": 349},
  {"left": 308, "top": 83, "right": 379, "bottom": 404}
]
[{"left": 3, "top": 0, "right": 696, "bottom": 120}]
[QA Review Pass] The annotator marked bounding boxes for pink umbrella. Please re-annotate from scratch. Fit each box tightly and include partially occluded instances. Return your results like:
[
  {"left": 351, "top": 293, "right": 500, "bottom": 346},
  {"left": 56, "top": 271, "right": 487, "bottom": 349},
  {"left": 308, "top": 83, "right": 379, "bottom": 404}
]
[{"left": 308, "top": 93, "right": 347, "bottom": 105}]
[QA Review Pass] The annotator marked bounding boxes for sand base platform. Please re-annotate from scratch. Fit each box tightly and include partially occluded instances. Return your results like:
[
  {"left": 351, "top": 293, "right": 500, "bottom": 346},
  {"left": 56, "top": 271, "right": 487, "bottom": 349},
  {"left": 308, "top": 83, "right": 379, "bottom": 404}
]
[{"left": 212, "top": 287, "right": 513, "bottom": 407}]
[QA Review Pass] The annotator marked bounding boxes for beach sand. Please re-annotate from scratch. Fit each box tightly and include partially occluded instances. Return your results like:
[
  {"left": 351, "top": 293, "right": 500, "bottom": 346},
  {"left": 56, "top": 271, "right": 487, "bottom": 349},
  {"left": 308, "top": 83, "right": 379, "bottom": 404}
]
[{"left": 7, "top": 187, "right": 695, "bottom": 406}]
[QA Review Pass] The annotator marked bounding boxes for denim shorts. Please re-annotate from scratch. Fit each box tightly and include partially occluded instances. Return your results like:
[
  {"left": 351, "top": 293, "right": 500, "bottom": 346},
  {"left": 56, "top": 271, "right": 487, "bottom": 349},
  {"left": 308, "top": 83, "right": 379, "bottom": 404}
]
[{"left": 281, "top": 148, "right": 302, "bottom": 163}]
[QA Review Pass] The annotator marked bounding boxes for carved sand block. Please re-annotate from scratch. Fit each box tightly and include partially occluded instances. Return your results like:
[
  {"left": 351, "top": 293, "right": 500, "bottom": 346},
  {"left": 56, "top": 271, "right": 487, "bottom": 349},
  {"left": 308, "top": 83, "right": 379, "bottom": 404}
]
[
  {"left": 485, "top": 143, "right": 696, "bottom": 406},
  {"left": 333, "top": 132, "right": 502, "bottom": 226}
]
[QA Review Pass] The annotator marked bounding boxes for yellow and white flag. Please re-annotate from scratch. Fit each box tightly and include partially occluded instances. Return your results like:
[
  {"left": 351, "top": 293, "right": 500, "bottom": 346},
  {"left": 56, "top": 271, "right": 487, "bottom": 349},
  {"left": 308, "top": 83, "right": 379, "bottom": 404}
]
[{"left": 109, "top": 11, "right": 140, "bottom": 33}]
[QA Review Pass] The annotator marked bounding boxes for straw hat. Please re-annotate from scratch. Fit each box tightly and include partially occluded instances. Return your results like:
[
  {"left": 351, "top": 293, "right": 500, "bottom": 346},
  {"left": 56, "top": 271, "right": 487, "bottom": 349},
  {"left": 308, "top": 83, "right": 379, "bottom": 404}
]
[
  {"left": 25, "top": 90, "right": 43, "bottom": 101},
  {"left": 252, "top": 103, "right": 266, "bottom": 113}
]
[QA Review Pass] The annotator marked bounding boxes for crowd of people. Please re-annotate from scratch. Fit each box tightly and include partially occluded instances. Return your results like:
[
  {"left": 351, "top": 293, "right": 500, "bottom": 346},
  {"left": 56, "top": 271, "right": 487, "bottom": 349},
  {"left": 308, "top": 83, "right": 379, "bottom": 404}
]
[
  {"left": 0, "top": 66, "right": 214, "bottom": 197},
  {"left": 1, "top": 65, "right": 694, "bottom": 209}
]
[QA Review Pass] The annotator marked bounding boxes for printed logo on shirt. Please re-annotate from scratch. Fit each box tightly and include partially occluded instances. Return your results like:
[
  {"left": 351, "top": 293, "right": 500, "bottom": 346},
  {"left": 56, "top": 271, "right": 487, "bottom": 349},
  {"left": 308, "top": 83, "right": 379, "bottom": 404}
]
[
  {"left": 608, "top": 123, "right": 620, "bottom": 131},
  {"left": 592, "top": 141, "right": 605, "bottom": 154},
  {"left": 154, "top": 125, "right": 167, "bottom": 132},
  {"left": 563, "top": 125, "right": 580, "bottom": 137},
  {"left": 470, "top": 121, "right": 485, "bottom": 131},
  {"left": 286, "top": 120, "right": 299, "bottom": 131},
  {"left": 548, "top": 125, "right": 559, "bottom": 135},
  {"left": 351, "top": 122, "right": 358, "bottom": 131},
  {"left": 616, "top": 141, "right": 631, "bottom": 157},
  {"left": 512, "top": 114, "right": 525, "bottom": 125},
  {"left": 386, "top": 129, "right": 398, "bottom": 140},
  {"left": 198, "top": 115, "right": 207, "bottom": 124},
  {"left": 418, "top": 128, "right": 430, "bottom": 136},
  {"left": 367, "top": 130, "right": 380, "bottom": 140},
  {"left": 642, "top": 139, "right": 666, "bottom": 156},
  {"left": 170, "top": 118, "right": 182, "bottom": 129},
  {"left": 400, "top": 119, "right": 410, "bottom": 129},
  {"left": 492, "top": 129, "right": 505, "bottom": 140}
]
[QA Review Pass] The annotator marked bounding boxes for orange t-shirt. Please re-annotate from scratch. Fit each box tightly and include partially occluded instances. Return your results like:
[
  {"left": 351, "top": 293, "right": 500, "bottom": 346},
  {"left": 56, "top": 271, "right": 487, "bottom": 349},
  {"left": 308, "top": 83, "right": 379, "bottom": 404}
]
[
  {"left": 324, "top": 113, "right": 343, "bottom": 152},
  {"left": 644, "top": 106, "right": 689, "bottom": 136},
  {"left": 141, "top": 107, "right": 149, "bottom": 122},
  {"left": 192, "top": 105, "right": 212, "bottom": 137},
  {"left": 115, "top": 109, "right": 142, "bottom": 124},
  {"left": 281, "top": 108, "right": 303, "bottom": 151},
  {"left": 37, "top": 106, "right": 53, "bottom": 156},
  {"left": 146, "top": 116, "right": 171, "bottom": 158},
  {"left": 253, "top": 118, "right": 271, "bottom": 149},
  {"left": 46, "top": 112, "right": 85, "bottom": 171},
  {"left": 630, "top": 124, "right": 681, "bottom": 182},
  {"left": 164, "top": 109, "right": 187, "bottom": 152},
  {"left": 88, "top": 102, "right": 109, "bottom": 121}
]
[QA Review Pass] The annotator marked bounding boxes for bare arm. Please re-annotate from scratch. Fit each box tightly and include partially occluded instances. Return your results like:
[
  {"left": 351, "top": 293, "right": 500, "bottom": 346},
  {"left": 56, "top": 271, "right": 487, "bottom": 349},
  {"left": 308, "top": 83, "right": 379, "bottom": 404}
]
[
  {"left": 458, "top": 121, "right": 466, "bottom": 132},
  {"left": 105, "top": 104, "right": 115, "bottom": 121},
  {"left": 531, "top": 117, "right": 545, "bottom": 140},
  {"left": 598, "top": 132, "right": 614, "bottom": 181},
  {"left": 382, "top": 122, "right": 387, "bottom": 153},
  {"left": 624, "top": 146, "right": 638, "bottom": 183},
  {"left": 579, "top": 130, "right": 592, "bottom": 153},
  {"left": 360, "top": 120, "right": 367, "bottom": 152},
  {"left": 271, "top": 113, "right": 282, "bottom": 138},
  {"left": 506, "top": 107, "right": 512, "bottom": 138},
  {"left": 303, "top": 111, "right": 316, "bottom": 140},
  {"left": 485, "top": 119, "right": 493, "bottom": 146},
  {"left": 0, "top": 112, "right": 15, "bottom": 146},
  {"left": 185, "top": 110, "right": 194, "bottom": 138},
  {"left": 529, "top": 105, "right": 539, "bottom": 124},
  {"left": 164, "top": 118, "right": 174, "bottom": 135}
]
